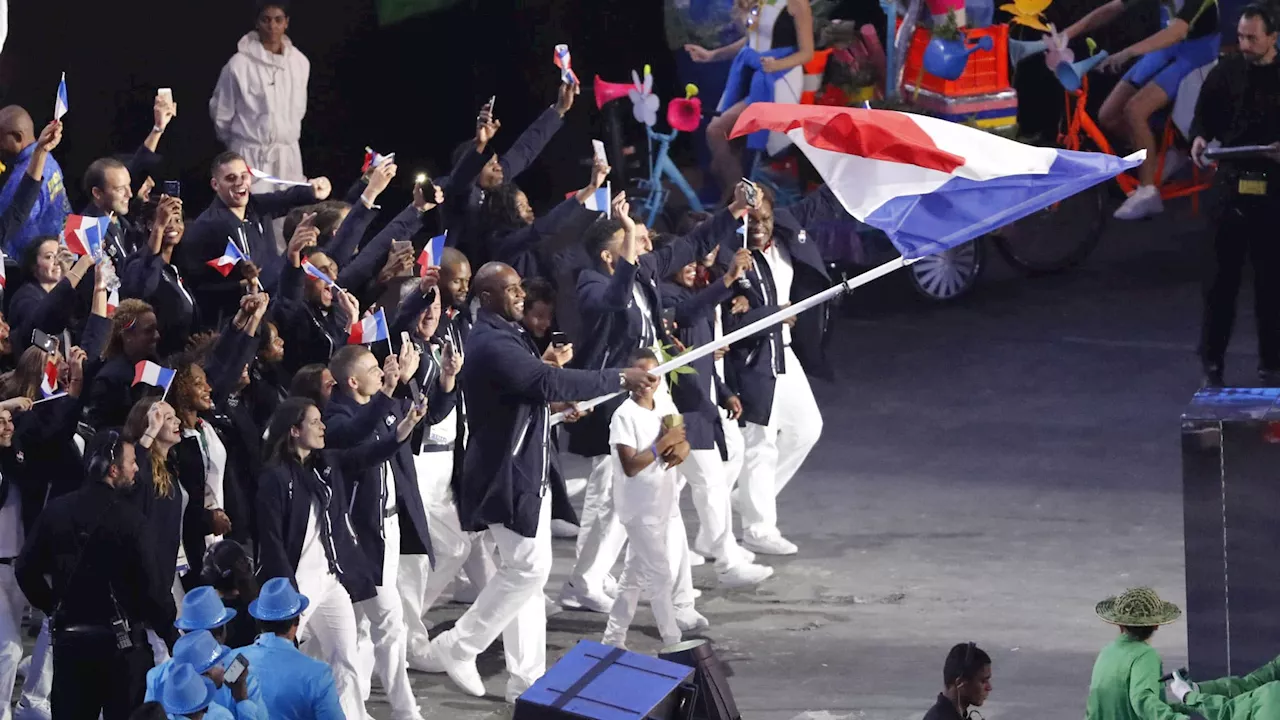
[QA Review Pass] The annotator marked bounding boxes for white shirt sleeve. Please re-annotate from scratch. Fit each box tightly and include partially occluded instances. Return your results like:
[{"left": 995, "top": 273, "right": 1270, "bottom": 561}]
[
  {"left": 609, "top": 402, "right": 639, "bottom": 452},
  {"left": 209, "top": 60, "right": 239, "bottom": 144}
]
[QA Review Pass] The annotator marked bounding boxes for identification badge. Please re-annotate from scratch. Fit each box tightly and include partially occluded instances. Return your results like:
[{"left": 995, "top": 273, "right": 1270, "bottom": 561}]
[{"left": 1238, "top": 173, "right": 1268, "bottom": 196}]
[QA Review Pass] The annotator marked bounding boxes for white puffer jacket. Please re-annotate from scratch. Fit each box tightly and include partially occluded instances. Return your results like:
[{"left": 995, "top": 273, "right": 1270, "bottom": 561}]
[{"left": 209, "top": 32, "right": 310, "bottom": 180}]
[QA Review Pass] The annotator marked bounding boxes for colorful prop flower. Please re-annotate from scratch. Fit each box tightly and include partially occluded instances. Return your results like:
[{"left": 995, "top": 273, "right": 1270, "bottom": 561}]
[
  {"left": 1000, "top": 0, "right": 1053, "bottom": 31},
  {"left": 629, "top": 64, "right": 660, "bottom": 127}
]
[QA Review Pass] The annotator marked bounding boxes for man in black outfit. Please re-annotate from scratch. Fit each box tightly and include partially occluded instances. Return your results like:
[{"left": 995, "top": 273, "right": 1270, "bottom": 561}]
[
  {"left": 1190, "top": 3, "right": 1280, "bottom": 387},
  {"left": 15, "top": 430, "right": 176, "bottom": 720},
  {"left": 923, "top": 642, "right": 993, "bottom": 720}
]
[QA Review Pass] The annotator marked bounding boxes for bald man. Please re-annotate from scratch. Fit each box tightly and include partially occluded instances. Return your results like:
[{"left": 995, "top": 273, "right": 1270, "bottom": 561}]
[
  {"left": 0, "top": 107, "right": 70, "bottom": 255},
  {"left": 421, "top": 262, "right": 656, "bottom": 702}
]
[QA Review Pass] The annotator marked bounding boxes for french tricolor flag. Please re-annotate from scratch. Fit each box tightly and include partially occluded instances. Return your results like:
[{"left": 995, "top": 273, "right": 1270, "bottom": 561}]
[
  {"left": 205, "top": 240, "right": 246, "bottom": 277},
  {"left": 106, "top": 286, "right": 119, "bottom": 317},
  {"left": 247, "top": 167, "right": 311, "bottom": 188},
  {"left": 417, "top": 232, "right": 446, "bottom": 277},
  {"left": 362, "top": 147, "right": 395, "bottom": 173},
  {"left": 583, "top": 181, "right": 610, "bottom": 218},
  {"left": 133, "top": 360, "right": 176, "bottom": 392},
  {"left": 348, "top": 308, "right": 390, "bottom": 345},
  {"left": 730, "top": 104, "right": 1141, "bottom": 259},
  {"left": 64, "top": 215, "right": 110, "bottom": 259},
  {"left": 0, "top": 251, "right": 7, "bottom": 290},
  {"left": 554, "top": 44, "right": 579, "bottom": 86},
  {"left": 54, "top": 72, "right": 68, "bottom": 120},
  {"left": 40, "top": 359, "right": 59, "bottom": 398},
  {"left": 302, "top": 259, "right": 337, "bottom": 287}
]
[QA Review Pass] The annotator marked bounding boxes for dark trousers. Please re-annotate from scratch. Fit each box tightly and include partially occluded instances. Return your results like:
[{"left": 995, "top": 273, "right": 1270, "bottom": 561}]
[
  {"left": 1200, "top": 191, "right": 1280, "bottom": 371},
  {"left": 51, "top": 630, "right": 154, "bottom": 720}
]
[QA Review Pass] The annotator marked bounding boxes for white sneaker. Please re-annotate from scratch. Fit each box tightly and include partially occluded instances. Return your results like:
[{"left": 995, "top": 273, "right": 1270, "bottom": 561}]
[
  {"left": 688, "top": 551, "right": 707, "bottom": 567},
  {"left": 691, "top": 588, "right": 702, "bottom": 599},
  {"left": 1113, "top": 184, "right": 1163, "bottom": 220},
  {"left": 550, "top": 519, "right": 580, "bottom": 538},
  {"left": 559, "top": 581, "right": 615, "bottom": 613},
  {"left": 742, "top": 533, "right": 798, "bottom": 556},
  {"left": 718, "top": 563, "right": 774, "bottom": 588},
  {"left": 408, "top": 643, "right": 446, "bottom": 673},
  {"left": 546, "top": 593, "right": 563, "bottom": 617},
  {"left": 675, "top": 609, "right": 711, "bottom": 632}
]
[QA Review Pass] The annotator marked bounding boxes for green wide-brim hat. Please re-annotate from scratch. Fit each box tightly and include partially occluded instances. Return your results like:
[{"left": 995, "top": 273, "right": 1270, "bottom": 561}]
[{"left": 1096, "top": 587, "right": 1182, "bottom": 626}]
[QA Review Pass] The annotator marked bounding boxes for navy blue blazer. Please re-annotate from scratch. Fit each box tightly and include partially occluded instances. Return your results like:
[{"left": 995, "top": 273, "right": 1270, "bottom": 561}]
[
  {"left": 459, "top": 309, "right": 620, "bottom": 538},
  {"left": 121, "top": 250, "right": 200, "bottom": 359},
  {"left": 660, "top": 279, "right": 736, "bottom": 454},
  {"left": 255, "top": 437, "right": 403, "bottom": 604},
  {"left": 567, "top": 209, "right": 737, "bottom": 457},
  {"left": 719, "top": 187, "right": 842, "bottom": 427}
]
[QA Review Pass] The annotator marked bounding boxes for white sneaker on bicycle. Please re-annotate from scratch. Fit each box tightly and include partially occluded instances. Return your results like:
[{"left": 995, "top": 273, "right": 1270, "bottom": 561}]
[{"left": 1113, "top": 184, "right": 1163, "bottom": 220}]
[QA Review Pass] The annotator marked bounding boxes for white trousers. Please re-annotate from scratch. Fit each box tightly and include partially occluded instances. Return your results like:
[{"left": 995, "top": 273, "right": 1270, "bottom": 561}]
[
  {"left": 667, "top": 480, "right": 696, "bottom": 612},
  {"left": 681, "top": 446, "right": 744, "bottom": 571},
  {"left": 298, "top": 569, "right": 364, "bottom": 720},
  {"left": 400, "top": 451, "right": 474, "bottom": 658},
  {"left": 436, "top": 495, "right": 552, "bottom": 702},
  {"left": 739, "top": 348, "right": 823, "bottom": 540},
  {"left": 603, "top": 520, "right": 682, "bottom": 648},
  {"left": 567, "top": 455, "right": 626, "bottom": 595},
  {"left": 14, "top": 619, "right": 50, "bottom": 720},
  {"left": 0, "top": 566, "right": 25, "bottom": 720},
  {"left": 354, "top": 515, "right": 420, "bottom": 720}
]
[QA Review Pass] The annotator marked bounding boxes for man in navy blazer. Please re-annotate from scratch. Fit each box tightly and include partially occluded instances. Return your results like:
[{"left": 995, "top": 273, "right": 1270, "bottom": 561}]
[
  {"left": 324, "top": 343, "right": 441, "bottom": 720},
  {"left": 423, "top": 261, "right": 656, "bottom": 703},
  {"left": 720, "top": 184, "right": 846, "bottom": 557},
  {"left": 561, "top": 189, "right": 743, "bottom": 614}
]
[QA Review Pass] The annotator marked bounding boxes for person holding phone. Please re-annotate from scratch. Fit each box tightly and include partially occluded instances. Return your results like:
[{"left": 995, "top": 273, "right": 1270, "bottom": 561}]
[{"left": 143, "top": 630, "right": 265, "bottom": 720}]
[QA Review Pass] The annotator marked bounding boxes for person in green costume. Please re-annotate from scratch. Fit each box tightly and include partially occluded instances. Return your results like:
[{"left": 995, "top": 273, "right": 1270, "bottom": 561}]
[
  {"left": 1164, "top": 642, "right": 1280, "bottom": 720},
  {"left": 1086, "top": 587, "right": 1188, "bottom": 720}
]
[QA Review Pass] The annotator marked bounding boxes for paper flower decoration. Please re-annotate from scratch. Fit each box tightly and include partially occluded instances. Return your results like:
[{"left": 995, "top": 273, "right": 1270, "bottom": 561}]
[
  {"left": 1000, "top": 0, "right": 1053, "bottom": 31},
  {"left": 1043, "top": 26, "right": 1073, "bottom": 69},
  {"left": 629, "top": 65, "right": 660, "bottom": 127}
]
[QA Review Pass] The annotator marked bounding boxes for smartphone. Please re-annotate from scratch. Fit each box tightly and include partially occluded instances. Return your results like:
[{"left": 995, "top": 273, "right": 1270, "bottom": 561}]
[
  {"left": 400, "top": 331, "right": 412, "bottom": 349},
  {"left": 391, "top": 239, "right": 412, "bottom": 255},
  {"left": 31, "top": 329, "right": 59, "bottom": 354},
  {"left": 163, "top": 180, "right": 181, "bottom": 198},
  {"left": 408, "top": 378, "right": 424, "bottom": 405},
  {"left": 662, "top": 308, "right": 677, "bottom": 327},
  {"left": 158, "top": 88, "right": 173, "bottom": 101},
  {"left": 550, "top": 331, "right": 570, "bottom": 347},
  {"left": 487, "top": 95, "right": 496, "bottom": 114},
  {"left": 224, "top": 654, "right": 249, "bottom": 685},
  {"left": 742, "top": 179, "right": 759, "bottom": 208},
  {"left": 592, "top": 139, "right": 608, "bottom": 165}
]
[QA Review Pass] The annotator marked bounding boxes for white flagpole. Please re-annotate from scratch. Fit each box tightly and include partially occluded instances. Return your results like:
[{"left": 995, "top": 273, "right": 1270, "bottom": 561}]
[
  {"left": 550, "top": 256, "right": 915, "bottom": 425},
  {"left": 32, "top": 392, "right": 68, "bottom": 406}
]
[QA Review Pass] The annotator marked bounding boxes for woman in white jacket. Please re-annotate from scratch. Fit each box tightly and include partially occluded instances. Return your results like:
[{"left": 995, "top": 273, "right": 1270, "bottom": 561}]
[{"left": 209, "top": 1, "right": 310, "bottom": 192}]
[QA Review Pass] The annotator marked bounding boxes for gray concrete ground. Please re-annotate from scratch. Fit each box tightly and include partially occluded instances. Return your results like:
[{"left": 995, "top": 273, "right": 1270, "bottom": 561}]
[{"left": 17, "top": 199, "right": 1242, "bottom": 719}]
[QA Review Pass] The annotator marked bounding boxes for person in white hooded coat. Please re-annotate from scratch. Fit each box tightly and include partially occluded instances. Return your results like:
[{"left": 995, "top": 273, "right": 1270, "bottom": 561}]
[{"left": 209, "top": 1, "right": 309, "bottom": 193}]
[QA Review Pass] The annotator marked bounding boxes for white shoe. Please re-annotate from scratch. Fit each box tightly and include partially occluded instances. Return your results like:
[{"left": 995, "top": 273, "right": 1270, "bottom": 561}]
[
  {"left": 742, "top": 533, "right": 798, "bottom": 556},
  {"left": 559, "top": 581, "right": 615, "bottom": 613},
  {"left": 675, "top": 609, "right": 711, "bottom": 633},
  {"left": 434, "top": 640, "right": 486, "bottom": 697},
  {"left": 545, "top": 593, "right": 563, "bottom": 617},
  {"left": 1113, "top": 184, "right": 1163, "bottom": 220},
  {"left": 408, "top": 643, "right": 446, "bottom": 673},
  {"left": 550, "top": 519, "right": 580, "bottom": 539},
  {"left": 691, "top": 588, "right": 702, "bottom": 599},
  {"left": 688, "top": 551, "right": 707, "bottom": 567},
  {"left": 718, "top": 563, "right": 774, "bottom": 588},
  {"left": 565, "top": 476, "right": 588, "bottom": 497},
  {"left": 693, "top": 544, "right": 756, "bottom": 565}
]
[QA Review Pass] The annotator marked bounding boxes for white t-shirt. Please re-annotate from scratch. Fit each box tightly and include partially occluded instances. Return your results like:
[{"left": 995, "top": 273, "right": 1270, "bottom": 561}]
[
  {"left": 609, "top": 395, "right": 680, "bottom": 525},
  {"left": 0, "top": 474, "right": 22, "bottom": 558},
  {"left": 297, "top": 492, "right": 331, "bottom": 582}
]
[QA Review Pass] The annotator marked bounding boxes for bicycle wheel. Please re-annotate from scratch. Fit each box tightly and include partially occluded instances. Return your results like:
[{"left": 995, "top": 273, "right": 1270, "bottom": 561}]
[
  {"left": 907, "top": 238, "right": 986, "bottom": 301},
  {"left": 990, "top": 182, "right": 1107, "bottom": 275}
]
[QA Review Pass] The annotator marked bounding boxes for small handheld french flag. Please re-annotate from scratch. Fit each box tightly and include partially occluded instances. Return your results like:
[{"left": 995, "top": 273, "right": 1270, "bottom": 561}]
[
  {"left": 553, "top": 44, "right": 579, "bottom": 87},
  {"left": 0, "top": 251, "right": 7, "bottom": 290},
  {"left": 54, "top": 72, "right": 68, "bottom": 120},
  {"left": 64, "top": 215, "right": 110, "bottom": 259},
  {"left": 247, "top": 166, "right": 311, "bottom": 188},
  {"left": 40, "top": 359, "right": 59, "bottom": 398},
  {"left": 417, "top": 232, "right": 447, "bottom": 277},
  {"left": 133, "top": 360, "right": 176, "bottom": 392},
  {"left": 206, "top": 240, "right": 246, "bottom": 277},
  {"left": 107, "top": 286, "right": 119, "bottom": 317},
  {"left": 583, "top": 181, "right": 611, "bottom": 218},
  {"left": 362, "top": 147, "right": 395, "bottom": 173},
  {"left": 302, "top": 259, "right": 337, "bottom": 287},
  {"left": 349, "top": 308, "right": 390, "bottom": 345}
]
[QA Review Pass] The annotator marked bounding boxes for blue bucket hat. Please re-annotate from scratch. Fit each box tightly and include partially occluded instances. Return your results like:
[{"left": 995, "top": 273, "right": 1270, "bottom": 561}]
[
  {"left": 248, "top": 577, "right": 310, "bottom": 621},
  {"left": 172, "top": 630, "right": 232, "bottom": 674},
  {"left": 176, "top": 587, "right": 238, "bottom": 631},
  {"left": 161, "top": 663, "right": 218, "bottom": 717}
]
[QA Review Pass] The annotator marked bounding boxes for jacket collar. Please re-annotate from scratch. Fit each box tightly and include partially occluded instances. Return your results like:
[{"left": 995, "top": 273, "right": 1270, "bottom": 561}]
[{"left": 253, "top": 632, "right": 299, "bottom": 651}]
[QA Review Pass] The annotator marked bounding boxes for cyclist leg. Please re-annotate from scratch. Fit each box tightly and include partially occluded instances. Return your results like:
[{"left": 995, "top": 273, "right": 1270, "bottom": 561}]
[{"left": 1100, "top": 45, "right": 1177, "bottom": 137}]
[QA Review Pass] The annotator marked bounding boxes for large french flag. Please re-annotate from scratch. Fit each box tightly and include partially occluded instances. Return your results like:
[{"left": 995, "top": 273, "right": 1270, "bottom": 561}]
[
  {"left": 730, "top": 104, "right": 1142, "bottom": 259},
  {"left": 349, "top": 308, "right": 390, "bottom": 345},
  {"left": 64, "top": 215, "right": 110, "bottom": 259}
]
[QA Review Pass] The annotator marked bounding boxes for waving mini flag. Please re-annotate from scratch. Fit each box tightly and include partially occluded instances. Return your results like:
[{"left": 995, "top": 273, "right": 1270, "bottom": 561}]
[
  {"left": 417, "top": 232, "right": 447, "bottom": 276},
  {"left": 63, "top": 215, "right": 110, "bottom": 259},
  {"left": 247, "top": 167, "right": 311, "bottom": 188},
  {"left": 206, "top": 240, "right": 246, "bottom": 277},
  {"left": 40, "top": 359, "right": 59, "bottom": 398},
  {"left": 54, "top": 72, "right": 68, "bottom": 120},
  {"left": 133, "top": 360, "right": 176, "bottom": 392},
  {"left": 362, "top": 147, "right": 395, "bottom": 173},
  {"left": 349, "top": 308, "right": 390, "bottom": 345},
  {"left": 730, "top": 104, "right": 1141, "bottom": 259},
  {"left": 554, "top": 44, "right": 579, "bottom": 86},
  {"left": 0, "top": 251, "right": 7, "bottom": 290},
  {"left": 106, "top": 286, "right": 119, "bottom": 317},
  {"left": 302, "top": 259, "right": 337, "bottom": 287},
  {"left": 584, "top": 181, "right": 611, "bottom": 218}
]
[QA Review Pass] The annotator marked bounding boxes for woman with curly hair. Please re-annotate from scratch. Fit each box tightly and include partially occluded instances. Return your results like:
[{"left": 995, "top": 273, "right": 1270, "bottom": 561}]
[{"left": 84, "top": 298, "right": 163, "bottom": 430}]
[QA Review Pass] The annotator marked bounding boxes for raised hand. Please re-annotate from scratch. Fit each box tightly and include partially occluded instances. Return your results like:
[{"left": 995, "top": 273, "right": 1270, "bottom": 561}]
[
  {"left": 36, "top": 120, "right": 63, "bottom": 153},
  {"left": 309, "top": 177, "right": 333, "bottom": 201},
  {"left": 365, "top": 162, "right": 398, "bottom": 200},
  {"left": 288, "top": 212, "right": 319, "bottom": 263},
  {"left": 154, "top": 92, "right": 177, "bottom": 132},
  {"left": 723, "top": 247, "right": 753, "bottom": 286},
  {"left": 555, "top": 80, "right": 578, "bottom": 117},
  {"left": 413, "top": 181, "right": 443, "bottom": 212}
]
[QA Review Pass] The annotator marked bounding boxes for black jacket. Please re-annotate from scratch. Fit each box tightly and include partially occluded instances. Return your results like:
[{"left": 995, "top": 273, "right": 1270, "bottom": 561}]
[
  {"left": 273, "top": 263, "right": 352, "bottom": 377},
  {"left": 16, "top": 479, "right": 176, "bottom": 642},
  {"left": 255, "top": 439, "right": 403, "bottom": 604},
  {"left": 488, "top": 198, "right": 600, "bottom": 286},
  {"left": 459, "top": 309, "right": 620, "bottom": 537},
  {"left": 660, "top": 279, "right": 736, "bottom": 453},
  {"left": 123, "top": 445, "right": 186, "bottom": 601},
  {"left": 120, "top": 249, "right": 200, "bottom": 359}
]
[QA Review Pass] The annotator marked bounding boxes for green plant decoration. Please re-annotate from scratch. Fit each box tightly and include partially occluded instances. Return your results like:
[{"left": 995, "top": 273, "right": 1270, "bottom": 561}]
[{"left": 657, "top": 343, "right": 699, "bottom": 387}]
